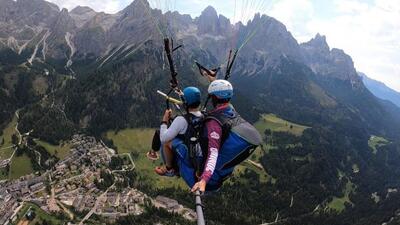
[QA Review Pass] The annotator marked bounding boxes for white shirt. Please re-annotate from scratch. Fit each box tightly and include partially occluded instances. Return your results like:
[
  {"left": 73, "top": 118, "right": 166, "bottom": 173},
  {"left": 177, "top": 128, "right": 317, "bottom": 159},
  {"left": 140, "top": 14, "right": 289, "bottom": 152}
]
[{"left": 159, "top": 111, "right": 203, "bottom": 144}]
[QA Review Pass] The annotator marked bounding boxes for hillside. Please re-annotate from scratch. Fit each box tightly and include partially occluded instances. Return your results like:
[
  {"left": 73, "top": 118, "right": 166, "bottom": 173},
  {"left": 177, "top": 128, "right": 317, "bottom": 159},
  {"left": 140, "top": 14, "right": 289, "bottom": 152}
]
[{"left": 360, "top": 72, "right": 400, "bottom": 108}]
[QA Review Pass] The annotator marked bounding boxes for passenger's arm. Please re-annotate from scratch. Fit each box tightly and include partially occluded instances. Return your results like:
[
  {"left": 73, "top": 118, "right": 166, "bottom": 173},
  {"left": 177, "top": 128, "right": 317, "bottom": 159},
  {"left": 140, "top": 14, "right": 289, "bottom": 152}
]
[{"left": 159, "top": 116, "right": 186, "bottom": 143}]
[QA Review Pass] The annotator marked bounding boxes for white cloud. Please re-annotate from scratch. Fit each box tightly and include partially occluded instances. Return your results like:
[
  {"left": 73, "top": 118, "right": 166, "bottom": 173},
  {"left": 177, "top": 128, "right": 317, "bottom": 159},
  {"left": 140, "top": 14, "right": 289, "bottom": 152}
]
[
  {"left": 267, "top": 0, "right": 314, "bottom": 41},
  {"left": 334, "top": 0, "right": 370, "bottom": 14},
  {"left": 263, "top": 0, "right": 399, "bottom": 91},
  {"left": 47, "top": 0, "right": 123, "bottom": 13},
  {"left": 299, "top": 0, "right": 400, "bottom": 91}
]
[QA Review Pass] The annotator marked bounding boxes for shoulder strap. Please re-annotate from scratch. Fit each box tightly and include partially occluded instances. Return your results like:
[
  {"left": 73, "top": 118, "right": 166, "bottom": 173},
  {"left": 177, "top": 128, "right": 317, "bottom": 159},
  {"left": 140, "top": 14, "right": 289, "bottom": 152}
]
[{"left": 206, "top": 112, "right": 235, "bottom": 144}]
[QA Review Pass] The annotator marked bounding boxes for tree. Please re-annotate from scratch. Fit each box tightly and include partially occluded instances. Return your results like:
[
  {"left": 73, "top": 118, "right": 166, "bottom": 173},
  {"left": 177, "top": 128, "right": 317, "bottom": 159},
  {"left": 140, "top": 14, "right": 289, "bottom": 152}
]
[
  {"left": 15, "top": 146, "right": 24, "bottom": 156},
  {"left": 11, "top": 134, "right": 18, "bottom": 145},
  {"left": 40, "top": 219, "right": 53, "bottom": 225},
  {"left": 5, "top": 164, "right": 10, "bottom": 173},
  {"left": 95, "top": 170, "right": 115, "bottom": 190},
  {"left": 109, "top": 156, "right": 123, "bottom": 170}
]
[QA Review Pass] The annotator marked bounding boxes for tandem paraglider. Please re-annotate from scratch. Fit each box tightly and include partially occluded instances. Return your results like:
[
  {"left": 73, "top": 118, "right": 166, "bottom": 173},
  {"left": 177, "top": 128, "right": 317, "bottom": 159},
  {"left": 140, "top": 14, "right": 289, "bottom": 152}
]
[
  {"left": 139, "top": 0, "right": 273, "bottom": 223},
  {"left": 146, "top": 37, "right": 262, "bottom": 225}
]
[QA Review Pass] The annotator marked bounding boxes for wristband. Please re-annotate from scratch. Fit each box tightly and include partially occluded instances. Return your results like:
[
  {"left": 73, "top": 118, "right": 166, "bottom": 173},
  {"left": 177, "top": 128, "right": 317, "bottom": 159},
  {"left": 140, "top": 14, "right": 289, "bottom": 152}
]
[{"left": 161, "top": 121, "right": 168, "bottom": 126}]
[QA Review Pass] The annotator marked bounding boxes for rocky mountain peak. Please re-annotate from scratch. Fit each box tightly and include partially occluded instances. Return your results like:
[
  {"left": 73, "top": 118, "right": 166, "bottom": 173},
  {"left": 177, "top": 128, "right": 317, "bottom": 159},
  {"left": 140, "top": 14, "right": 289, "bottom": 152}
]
[
  {"left": 201, "top": 6, "right": 218, "bottom": 19},
  {"left": 71, "top": 6, "right": 95, "bottom": 15},
  {"left": 196, "top": 6, "right": 229, "bottom": 35},
  {"left": 50, "top": 7, "right": 76, "bottom": 35},
  {"left": 0, "top": 0, "right": 60, "bottom": 26},
  {"left": 119, "top": 0, "right": 150, "bottom": 18},
  {"left": 300, "top": 34, "right": 331, "bottom": 72},
  {"left": 70, "top": 6, "right": 98, "bottom": 28},
  {"left": 17, "top": 0, "right": 60, "bottom": 12},
  {"left": 237, "top": 14, "right": 303, "bottom": 65},
  {"left": 330, "top": 48, "right": 356, "bottom": 71},
  {"left": 303, "top": 33, "right": 330, "bottom": 52},
  {"left": 301, "top": 34, "right": 362, "bottom": 85},
  {"left": 60, "top": 8, "right": 69, "bottom": 14}
]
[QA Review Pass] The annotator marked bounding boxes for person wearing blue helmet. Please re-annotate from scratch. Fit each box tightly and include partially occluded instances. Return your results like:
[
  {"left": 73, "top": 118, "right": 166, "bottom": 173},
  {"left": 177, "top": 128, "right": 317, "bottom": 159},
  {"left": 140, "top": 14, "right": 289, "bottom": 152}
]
[{"left": 154, "top": 86, "right": 204, "bottom": 176}]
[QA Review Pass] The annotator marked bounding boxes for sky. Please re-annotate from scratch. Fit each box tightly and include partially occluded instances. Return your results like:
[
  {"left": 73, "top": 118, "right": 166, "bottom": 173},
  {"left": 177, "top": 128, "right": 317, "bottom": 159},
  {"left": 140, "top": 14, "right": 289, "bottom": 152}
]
[{"left": 48, "top": 0, "right": 400, "bottom": 92}]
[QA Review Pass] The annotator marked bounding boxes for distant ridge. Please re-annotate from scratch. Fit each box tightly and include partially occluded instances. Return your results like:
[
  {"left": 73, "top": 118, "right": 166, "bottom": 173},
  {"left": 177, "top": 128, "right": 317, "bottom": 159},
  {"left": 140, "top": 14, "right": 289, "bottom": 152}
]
[{"left": 360, "top": 72, "right": 400, "bottom": 108}]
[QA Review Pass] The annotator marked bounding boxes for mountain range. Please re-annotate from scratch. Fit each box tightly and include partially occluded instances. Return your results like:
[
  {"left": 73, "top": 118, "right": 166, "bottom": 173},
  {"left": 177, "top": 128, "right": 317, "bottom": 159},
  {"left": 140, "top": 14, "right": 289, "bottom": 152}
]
[
  {"left": 360, "top": 72, "right": 400, "bottom": 108},
  {"left": 1, "top": 0, "right": 400, "bottom": 224}
]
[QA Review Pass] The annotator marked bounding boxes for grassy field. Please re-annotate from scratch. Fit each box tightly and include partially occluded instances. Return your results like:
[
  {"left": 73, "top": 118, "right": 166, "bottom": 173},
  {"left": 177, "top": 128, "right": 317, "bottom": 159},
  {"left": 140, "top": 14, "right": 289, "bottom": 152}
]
[
  {"left": 251, "top": 114, "right": 310, "bottom": 177},
  {"left": 307, "top": 81, "right": 337, "bottom": 107},
  {"left": 1, "top": 114, "right": 35, "bottom": 180},
  {"left": 104, "top": 115, "right": 308, "bottom": 189},
  {"left": 368, "top": 135, "right": 389, "bottom": 154},
  {"left": 0, "top": 167, "right": 8, "bottom": 180},
  {"left": 106, "top": 128, "right": 188, "bottom": 190},
  {"left": 9, "top": 153, "right": 34, "bottom": 179},
  {"left": 35, "top": 140, "right": 72, "bottom": 160},
  {"left": 13, "top": 202, "right": 64, "bottom": 225},
  {"left": 0, "top": 115, "right": 17, "bottom": 160},
  {"left": 106, "top": 127, "right": 275, "bottom": 190},
  {"left": 327, "top": 180, "right": 355, "bottom": 212},
  {"left": 235, "top": 160, "right": 271, "bottom": 183},
  {"left": 254, "top": 114, "right": 310, "bottom": 138}
]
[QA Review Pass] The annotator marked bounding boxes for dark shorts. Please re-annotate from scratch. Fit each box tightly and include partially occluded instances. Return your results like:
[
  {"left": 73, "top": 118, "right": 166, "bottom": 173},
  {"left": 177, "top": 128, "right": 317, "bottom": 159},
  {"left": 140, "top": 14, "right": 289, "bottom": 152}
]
[{"left": 161, "top": 138, "right": 223, "bottom": 191}]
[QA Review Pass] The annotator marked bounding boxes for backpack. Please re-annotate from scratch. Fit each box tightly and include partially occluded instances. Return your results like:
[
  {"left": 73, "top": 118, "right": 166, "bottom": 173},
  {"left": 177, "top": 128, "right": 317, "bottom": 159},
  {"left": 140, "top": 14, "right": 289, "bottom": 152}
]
[
  {"left": 182, "top": 113, "right": 205, "bottom": 177},
  {"left": 199, "top": 106, "right": 263, "bottom": 190},
  {"left": 171, "top": 107, "right": 262, "bottom": 191}
]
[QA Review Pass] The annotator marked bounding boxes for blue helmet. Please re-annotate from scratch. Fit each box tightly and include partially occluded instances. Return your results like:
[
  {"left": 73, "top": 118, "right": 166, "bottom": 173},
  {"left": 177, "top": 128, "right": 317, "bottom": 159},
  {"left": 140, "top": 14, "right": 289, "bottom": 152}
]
[
  {"left": 183, "top": 87, "right": 201, "bottom": 107},
  {"left": 208, "top": 80, "right": 233, "bottom": 100}
]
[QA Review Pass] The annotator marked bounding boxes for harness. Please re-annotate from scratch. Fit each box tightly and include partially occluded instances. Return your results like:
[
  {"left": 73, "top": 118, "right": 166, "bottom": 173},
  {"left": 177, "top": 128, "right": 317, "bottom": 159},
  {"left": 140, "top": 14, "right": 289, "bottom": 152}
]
[
  {"left": 201, "top": 106, "right": 260, "bottom": 173},
  {"left": 201, "top": 106, "right": 241, "bottom": 145},
  {"left": 176, "top": 113, "right": 205, "bottom": 178},
  {"left": 180, "top": 108, "right": 246, "bottom": 180}
]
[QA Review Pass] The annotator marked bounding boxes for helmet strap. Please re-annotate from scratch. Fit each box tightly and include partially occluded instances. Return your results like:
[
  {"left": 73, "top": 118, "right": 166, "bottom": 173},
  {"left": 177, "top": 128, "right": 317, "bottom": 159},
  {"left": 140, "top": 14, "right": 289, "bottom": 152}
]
[{"left": 211, "top": 96, "right": 230, "bottom": 107}]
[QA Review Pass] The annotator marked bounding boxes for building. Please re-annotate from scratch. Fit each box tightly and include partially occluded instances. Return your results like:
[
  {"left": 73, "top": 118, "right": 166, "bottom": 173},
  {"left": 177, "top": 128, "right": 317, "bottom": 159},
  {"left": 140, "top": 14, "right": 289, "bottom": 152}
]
[
  {"left": 21, "top": 187, "right": 29, "bottom": 196},
  {"left": 155, "top": 196, "right": 179, "bottom": 209},
  {"left": 30, "top": 182, "right": 44, "bottom": 192}
]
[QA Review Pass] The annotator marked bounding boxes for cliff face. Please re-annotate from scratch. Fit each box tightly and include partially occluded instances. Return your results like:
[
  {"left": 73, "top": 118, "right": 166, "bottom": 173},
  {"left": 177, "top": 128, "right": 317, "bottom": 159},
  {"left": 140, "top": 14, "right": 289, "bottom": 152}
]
[
  {"left": 0, "top": 0, "right": 366, "bottom": 92},
  {"left": 301, "top": 34, "right": 362, "bottom": 87}
]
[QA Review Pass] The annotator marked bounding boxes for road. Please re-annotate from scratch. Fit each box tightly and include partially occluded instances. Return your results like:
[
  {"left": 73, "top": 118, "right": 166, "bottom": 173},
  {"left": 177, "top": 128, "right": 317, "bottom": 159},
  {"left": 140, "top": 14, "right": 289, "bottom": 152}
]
[
  {"left": 100, "top": 140, "right": 116, "bottom": 155},
  {"left": 0, "top": 146, "right": 15, "bottom": 168},
  {"left": 58, "top": 174, "right": 85, "bottom": 184},
  {"left": 120, "top": 153, "right": 135, "bottom": 170},
  {"left": 79, "top": 184, "right": 115, "bottom": 225},
  {"left": 0, "top": 145, "right": 15, "bottom": 151},
  {"left": 47, "top": 185, "right": 61, "bottom": 212},
  {"left": 112, "top": 153, "right": 136, "bottom": 173},
  {"left": 57, "top": 200, "right": 74, "bottom": 220},
  {"left": 247, "top": 159, "right": 264, "bottom": 170},
  {"left": 15, "top": 110, "right": 22, "bottom": 145}
]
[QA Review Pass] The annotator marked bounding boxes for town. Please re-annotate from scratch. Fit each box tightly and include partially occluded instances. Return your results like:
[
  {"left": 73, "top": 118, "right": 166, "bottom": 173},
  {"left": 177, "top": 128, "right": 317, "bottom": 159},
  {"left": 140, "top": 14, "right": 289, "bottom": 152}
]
[{"left": 0, "top": 134, "right": 196, "bottom": 224}]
